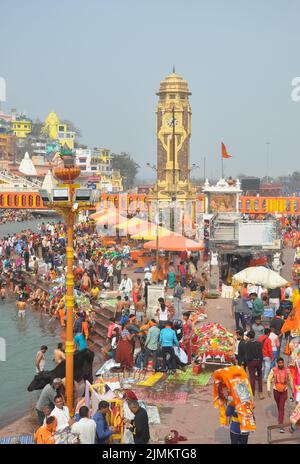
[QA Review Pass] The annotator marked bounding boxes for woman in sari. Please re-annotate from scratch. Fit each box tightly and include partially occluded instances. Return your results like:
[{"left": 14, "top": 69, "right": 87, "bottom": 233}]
[
  {"left": 115, "top": 320, "right": 134, "bottom": 369},
  {"left": 167, "top": 270, "right": 176, "bottom": 289}
]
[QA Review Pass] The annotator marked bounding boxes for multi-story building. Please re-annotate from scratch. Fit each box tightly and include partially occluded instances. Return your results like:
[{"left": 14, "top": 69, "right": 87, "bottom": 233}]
[
  {"left": 11, "top": 113, "right": 32, "bottom": 138},
  {"left": 75, "top": 147, "right": 123, "bottom": 192},
  {"left": 57, "top": 123, "right": 76, "bottom": 150},
  {"left": 31, "top": 138, "right": 48, "bottom": 157},
  {"left": 75, "top": 147, "right": 113, "bottom": 173},
  {"left": 0, "top": 133, "right": 17, "bottom": 169}
]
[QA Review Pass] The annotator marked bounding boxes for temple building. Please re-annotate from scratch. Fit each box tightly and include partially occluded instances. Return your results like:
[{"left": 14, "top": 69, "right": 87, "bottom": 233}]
[
  {"left": 19, "top": 152, "right": 37, "bottom": 176},
  {"left": 42, "top": 111, "right": 76, "bottom": 149}
]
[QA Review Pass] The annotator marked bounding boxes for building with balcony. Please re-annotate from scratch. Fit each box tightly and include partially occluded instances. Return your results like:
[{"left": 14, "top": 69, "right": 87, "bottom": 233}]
[
  {"left": 11, "top": 116, "right": 32, "bottom": 138},
  {"left": 75, "top": 147, "right": 123, "bottom": 192},
  {"left": 57, "top": 123, "right": 76, "bottom": 150}
]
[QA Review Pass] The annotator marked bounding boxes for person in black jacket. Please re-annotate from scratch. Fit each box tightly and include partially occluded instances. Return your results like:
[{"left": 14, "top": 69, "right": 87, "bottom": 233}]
[
  {"left": 127, "top": 400, "right": 150, "bottom": 444},
  {"left": 235, "top": 329, "right": 247, "bottom": 368},
  {"left": 24, "top": 247, "right": 30, "bottom": 271},
  {"left": 245, "top": 330, "right": 264, "bottom": 399}
]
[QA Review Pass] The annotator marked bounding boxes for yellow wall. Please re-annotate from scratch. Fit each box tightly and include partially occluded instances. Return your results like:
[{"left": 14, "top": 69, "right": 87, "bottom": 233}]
[
  {"left": 11, "top": 120, "right": 32, "bottom": 138},
  {"left": 58, "top": 136, "right": 74, "bottom": 149}
]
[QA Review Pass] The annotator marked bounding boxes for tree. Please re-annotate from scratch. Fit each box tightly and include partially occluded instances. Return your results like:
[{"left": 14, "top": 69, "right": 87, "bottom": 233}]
[
  {"left": 111, "top": 152, "right": 139, "bottom": 190},
  {"left": 60, "top": 120, "right": 81, "bottom": 138},
  {"left": 30, "top": 119, "right": 44, "bottom": 138}
]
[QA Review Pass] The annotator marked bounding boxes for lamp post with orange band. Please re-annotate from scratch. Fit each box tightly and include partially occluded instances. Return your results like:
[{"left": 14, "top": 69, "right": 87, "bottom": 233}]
[{"left": 40, "top": 147, "right": 99, "bottom": 414}]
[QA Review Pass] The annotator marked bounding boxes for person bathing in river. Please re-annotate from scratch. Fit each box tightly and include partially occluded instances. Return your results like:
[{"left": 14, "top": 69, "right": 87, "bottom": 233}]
[
  {"left": 36, "top": 345, "right": 48, "bottom": 373},
  {"left": 53, "top": 343, "right": 65, "bottom": 365},
  {"left": 0, "top": 285, "right": 6, "bottom": 302},
  {"left": 17, "top": 294, "right": 27, "bottom": 318}
]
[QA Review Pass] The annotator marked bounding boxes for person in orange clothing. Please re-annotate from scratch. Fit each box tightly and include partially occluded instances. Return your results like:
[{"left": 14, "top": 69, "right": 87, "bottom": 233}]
[
  {"left": 82, "top": 315, "right": 89, "bottom": 340},
  {"left": 241, "top": 283, "right": 248, "bottom": 300},
  {"left": 139, "top": 319, "right": 157, "bottom": 337},
  {"left": 34, "top": 416, "right": 57, "bottom": 444},
  {"left": 58, "top": 304, "right": 65, "bottom": 328}
]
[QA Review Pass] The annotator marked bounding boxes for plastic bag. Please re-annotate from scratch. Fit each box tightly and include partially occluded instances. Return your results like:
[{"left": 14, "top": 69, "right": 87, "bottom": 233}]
[{"left": 123, "top": 428, "right": 134, "bottom": 444}]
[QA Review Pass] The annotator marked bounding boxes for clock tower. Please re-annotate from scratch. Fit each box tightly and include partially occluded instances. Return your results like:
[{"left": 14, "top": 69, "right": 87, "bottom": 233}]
[{"left": 153, "top": 70, "right": 197, "bottom": 203}]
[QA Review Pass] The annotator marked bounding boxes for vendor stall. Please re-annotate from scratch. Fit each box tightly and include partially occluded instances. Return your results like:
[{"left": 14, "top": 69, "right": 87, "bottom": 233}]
[{"left": 192, "top": 323, "right": 234, "bottom": 365}]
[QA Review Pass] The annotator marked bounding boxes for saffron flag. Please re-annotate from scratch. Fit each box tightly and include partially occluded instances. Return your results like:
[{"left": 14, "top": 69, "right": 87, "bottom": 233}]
[{"left": 221, "top": 142, "right": 232, "bottom": 158}]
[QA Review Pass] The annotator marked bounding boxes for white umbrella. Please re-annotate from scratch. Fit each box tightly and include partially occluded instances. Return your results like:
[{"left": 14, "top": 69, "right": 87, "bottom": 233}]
[{"left": 232, "top": 266, "right": 287, "bottom": 289}]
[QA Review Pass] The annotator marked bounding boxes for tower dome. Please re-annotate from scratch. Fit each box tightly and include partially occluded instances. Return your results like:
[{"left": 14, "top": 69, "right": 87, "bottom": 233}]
[{"left": 157, "top": 70, "right": 191, "bottom": 96}]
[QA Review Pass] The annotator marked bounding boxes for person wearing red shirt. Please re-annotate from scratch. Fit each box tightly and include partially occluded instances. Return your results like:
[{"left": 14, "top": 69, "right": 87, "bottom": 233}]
[
  {"left": 258, "top": 328, "right": 274, "bottom": 383},
  {"left": 179, "top": 261, "right": 187, "bottom": 288}
]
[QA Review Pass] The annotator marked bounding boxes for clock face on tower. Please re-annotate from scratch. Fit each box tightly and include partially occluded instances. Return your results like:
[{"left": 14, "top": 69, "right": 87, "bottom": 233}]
[{"left": 167, "top": 117, "right": 178, "bottom": 127}]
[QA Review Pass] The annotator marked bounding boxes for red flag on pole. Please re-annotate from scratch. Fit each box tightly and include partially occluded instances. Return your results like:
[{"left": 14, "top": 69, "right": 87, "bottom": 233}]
[{"left": 221, "top": 142, "right": 232, "bottom": 158}]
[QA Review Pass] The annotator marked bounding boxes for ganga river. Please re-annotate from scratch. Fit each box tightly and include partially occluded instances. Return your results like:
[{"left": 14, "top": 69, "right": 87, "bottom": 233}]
[
  {"left": 0, "top": 217, "right": 61, "bottom": 428},
  {"left": 0, "top": 299, "right": 61, "bottom": 427}
]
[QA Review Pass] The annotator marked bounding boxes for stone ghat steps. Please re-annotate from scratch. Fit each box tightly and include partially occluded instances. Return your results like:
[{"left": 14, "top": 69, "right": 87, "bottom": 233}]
[{"left": 89, "top": 301, "right": 115, "bottom": 347}]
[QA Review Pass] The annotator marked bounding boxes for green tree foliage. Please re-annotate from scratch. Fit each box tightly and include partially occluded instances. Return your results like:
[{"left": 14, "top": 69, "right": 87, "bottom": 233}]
[{"left": 111, "top": 152, "right": 139, "bottom": 190}]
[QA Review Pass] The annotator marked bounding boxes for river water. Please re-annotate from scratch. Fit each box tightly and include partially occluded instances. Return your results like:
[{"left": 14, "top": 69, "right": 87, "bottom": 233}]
[
  {"left": 0, "top": 217, "right": 62, "bottom": 428},
  {"left": 0, "top": 298, "right": 61, "bottom": 428}
]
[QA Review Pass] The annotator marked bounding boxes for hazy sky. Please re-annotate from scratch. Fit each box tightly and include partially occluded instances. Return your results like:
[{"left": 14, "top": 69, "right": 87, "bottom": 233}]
[{"left": 1, "top": 0, "right": 300, "bottom": 179}]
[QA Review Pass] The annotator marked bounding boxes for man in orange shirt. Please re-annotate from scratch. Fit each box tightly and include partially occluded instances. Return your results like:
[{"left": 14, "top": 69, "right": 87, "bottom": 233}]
[{"left": 34, "top": 416, "right": 57, "bottom": 444}]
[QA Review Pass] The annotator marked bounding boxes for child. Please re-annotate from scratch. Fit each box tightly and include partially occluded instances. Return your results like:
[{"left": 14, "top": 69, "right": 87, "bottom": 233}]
[{"left": 188, "top": 277, "right": 198, "bottom": 300}]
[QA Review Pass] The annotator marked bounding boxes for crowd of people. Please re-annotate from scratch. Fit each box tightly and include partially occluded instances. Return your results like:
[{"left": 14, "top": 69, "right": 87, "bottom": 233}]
[
  {"left": 34, "top": 384, "right": 150, "bottom": 445},
  {"left": 0, "top": 209, "right": 34, "bottom": 224},
  {"left": 232, "top": 282, "right": 300, "bottom": 434},
  {"left": 6, "top": 213, "right": 300, "bottom": 444},
  {"left": 281, "top": 215, "right": 300, "bottom": 248}
]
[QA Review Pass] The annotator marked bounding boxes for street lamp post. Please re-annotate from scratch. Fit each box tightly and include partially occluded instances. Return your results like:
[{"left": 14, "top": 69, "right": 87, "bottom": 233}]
[
  {"left": 147, "top": 163, "right": 159, "bottom": 282},
  {"left": 40, "top": 150, "right": 98, "bottom": 414}
]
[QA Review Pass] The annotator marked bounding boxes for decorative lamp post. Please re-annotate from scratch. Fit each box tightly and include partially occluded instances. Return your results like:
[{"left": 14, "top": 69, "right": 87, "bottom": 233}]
[
  {"left": 40, "top": 147, "right": 98, "bottom": 414},
  {"left": 53, "top": 150, "right": 79, "bottom": 415}
]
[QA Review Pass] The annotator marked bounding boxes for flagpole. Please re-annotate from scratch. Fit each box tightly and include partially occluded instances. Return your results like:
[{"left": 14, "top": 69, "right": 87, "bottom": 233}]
[{"left": 221, "top": 153, "right": 224, "bottom": 178}]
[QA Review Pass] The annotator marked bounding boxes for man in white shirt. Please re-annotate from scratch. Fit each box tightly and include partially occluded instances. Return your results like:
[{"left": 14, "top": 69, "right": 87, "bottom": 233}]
[
  {"left": 71, "top": 406, "right": 96, "bottom": 444},
  {"left": 284, "top": 283, "right": 293, "bottom": 300},
  {"left": 119, "top": 274, "right": 133, "bottom": 299},
  {"left": 144, "top": 267, "right": 153, "bottom": 284},
  {"left": 50, "top": 395, "right": 72, "bottom": 432},
  {"left": 269, "top": 326, "right": 280, "bottom": 368}
]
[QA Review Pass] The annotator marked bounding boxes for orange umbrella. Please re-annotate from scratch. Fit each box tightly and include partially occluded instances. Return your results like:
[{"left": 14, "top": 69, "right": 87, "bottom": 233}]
[{"left": 143, "top": 234, "right": 203, "bottom": 251}]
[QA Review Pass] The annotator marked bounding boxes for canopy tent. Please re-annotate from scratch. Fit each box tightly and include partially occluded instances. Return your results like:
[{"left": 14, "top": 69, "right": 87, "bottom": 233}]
[
  {"left": 131, "top": 226, "right": 180, "bottom": 241},
  {"left": 117, "top": 217, "right": 152, "bottom": 235},
  {"left": 89, "top": 209, "right": 110, "bottom": 220},
  {"left": 143, "top": 234, "right": 203, "bottom": 251},
  {"left": 90, "top": 209, "right": 127, "bottom": 226},
  {"left": 232, "top": 266, "right": 287, "bottom": 289}
]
